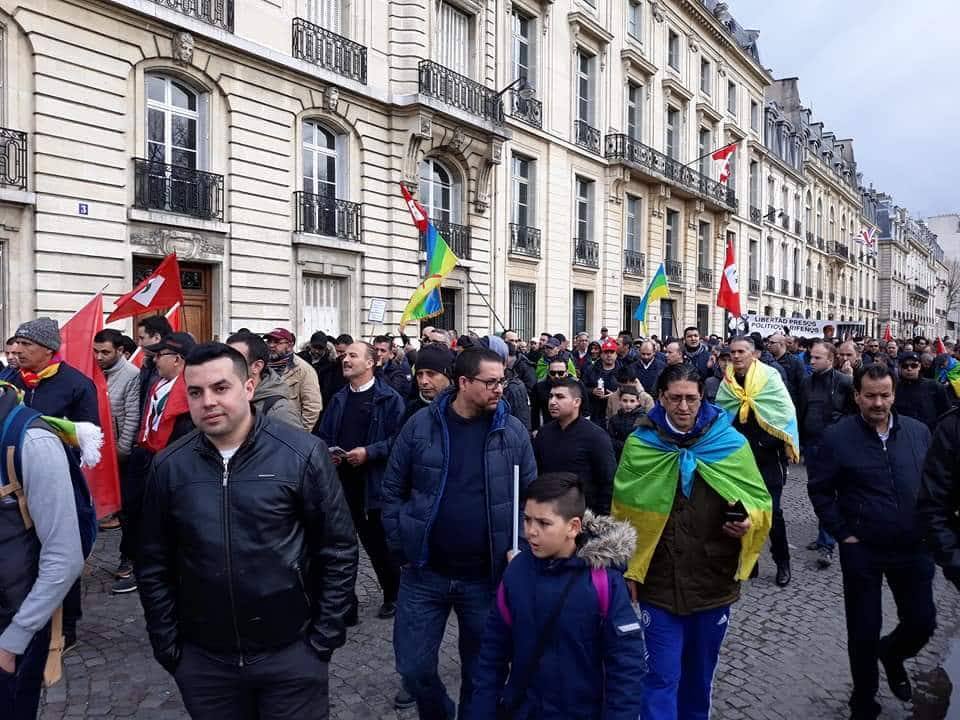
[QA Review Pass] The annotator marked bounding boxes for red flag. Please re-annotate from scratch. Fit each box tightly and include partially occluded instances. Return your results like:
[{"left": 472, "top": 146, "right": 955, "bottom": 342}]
[
  {"left": 107, "top": 254, "right": 183, "bottom": 322},
  {"left": 60, "top": 295, "right": 121, "bottom": 519},
  {"left": 717, "top": 235, "right": 742, "bottom": 318},
  {"left": 883, "top": 324, "right": 893, "bottom": 343},
  {"left": 935, "top": 337, "right": 946, "bottom": 354},
  {"left": 129, "top": 303, "right": 183, "bottom": 369},
  {"left": 711, "top": 142, "right": 738, "bottom": 185},
  {"left": 400, "top": 183, "right": 429, "bottom": 235}
]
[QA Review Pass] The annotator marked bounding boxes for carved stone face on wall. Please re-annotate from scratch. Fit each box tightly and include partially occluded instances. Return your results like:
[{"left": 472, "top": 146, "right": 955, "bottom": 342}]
[{"left": 173, "top": 32, "right": 194, "bottom": 65}]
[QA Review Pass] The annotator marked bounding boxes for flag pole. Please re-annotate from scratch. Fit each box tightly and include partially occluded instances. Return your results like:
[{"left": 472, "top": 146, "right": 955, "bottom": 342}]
[
  {"left": 684, "top": 140, "right": 738, "bottom": 168},
  {"left": 466, "top": 269, "right": 507, "bottom": 332}
]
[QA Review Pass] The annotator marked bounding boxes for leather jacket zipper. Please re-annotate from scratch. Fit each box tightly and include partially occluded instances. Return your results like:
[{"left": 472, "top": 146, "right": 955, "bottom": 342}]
[{"left": 222, "top": 457, "right": 244, "bottom": 667}]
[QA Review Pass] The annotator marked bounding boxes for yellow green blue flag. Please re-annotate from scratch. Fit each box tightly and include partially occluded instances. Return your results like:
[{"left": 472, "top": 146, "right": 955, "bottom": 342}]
[
  {"left": 634, "top": 262, "right": 670, "bottom": 334},
  {"left": 400, "top": 184, "right": 459, "bottom": 327}
]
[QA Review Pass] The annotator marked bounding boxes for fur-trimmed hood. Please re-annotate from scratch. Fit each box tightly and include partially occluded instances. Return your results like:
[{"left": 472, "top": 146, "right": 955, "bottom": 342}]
[{"left": 576, "top": 510, "right": 636, "bottom": 569}]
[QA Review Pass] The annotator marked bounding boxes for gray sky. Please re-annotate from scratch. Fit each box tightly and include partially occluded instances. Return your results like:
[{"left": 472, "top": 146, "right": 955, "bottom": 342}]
[{"left": 729, "top": 0, "right": 959, "bottom": 218}]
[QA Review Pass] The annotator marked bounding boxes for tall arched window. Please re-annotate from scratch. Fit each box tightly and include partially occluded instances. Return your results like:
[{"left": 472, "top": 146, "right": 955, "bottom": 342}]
[
  {"left": 419, "top": 158, "right": 462, "bottom": 226},
  {"left": 816, "top": 198, "right": 823, "bottom": 239},
  {"left": 299, "top": 120, "right": 353, "bottom": 238},
  {"left": 302, "top": 120, "right": 342, "bottom": 199},
  {"left": 804, "top": 191, "right": 812, "bottom": 233},
  {"left": 817, "top": 262, "right": 822, "bottom": 290},
  {"left": 146, "top": 74, "right": 204, "bottom": 169},
  {"left": 829, "top": 206, "right": 836, "bottom": 244}
]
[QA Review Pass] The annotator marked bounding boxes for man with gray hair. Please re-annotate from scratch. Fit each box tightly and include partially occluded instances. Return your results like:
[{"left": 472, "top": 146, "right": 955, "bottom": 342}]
[{"left": 767, "top": 333, "right": 805, "bottom": 405}]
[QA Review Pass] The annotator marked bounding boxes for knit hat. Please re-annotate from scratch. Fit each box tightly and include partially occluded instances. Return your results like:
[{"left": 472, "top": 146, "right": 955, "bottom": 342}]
[
  {"left": 14, "top": 317, "right": 61, "bottom": 352},
  {"left": 481, "top": 335, "right": 509, "bottom": 362},
  {"left": 415, "top": 344, "right": 454, "bottom": 376}
]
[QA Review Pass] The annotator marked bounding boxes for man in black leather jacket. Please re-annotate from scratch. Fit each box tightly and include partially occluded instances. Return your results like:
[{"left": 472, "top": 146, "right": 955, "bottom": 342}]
[{"left": 137, "top": 343, "right": 358, "bottom": 719}]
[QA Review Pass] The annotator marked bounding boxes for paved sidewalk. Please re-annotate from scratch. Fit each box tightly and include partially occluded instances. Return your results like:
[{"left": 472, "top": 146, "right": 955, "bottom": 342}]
[{"left": 40, "top": 466, "right": 960, "bottom": 719}]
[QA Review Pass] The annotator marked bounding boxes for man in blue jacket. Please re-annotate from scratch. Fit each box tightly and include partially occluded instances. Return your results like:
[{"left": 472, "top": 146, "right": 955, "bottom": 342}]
[
  {"left": 382, "top": 347, "right": 537, "bottom": 720},
  {"left": 318, "top": 342, "right": 405, "bottom": 622},
  {"left": 808, "top": 363, "right": 936, "bottom": 720}
]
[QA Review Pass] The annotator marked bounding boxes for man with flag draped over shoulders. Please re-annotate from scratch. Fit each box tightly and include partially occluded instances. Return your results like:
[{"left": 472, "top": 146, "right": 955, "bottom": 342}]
[{"left": 613, "top": 363, "right": 771, "bottom": 720}]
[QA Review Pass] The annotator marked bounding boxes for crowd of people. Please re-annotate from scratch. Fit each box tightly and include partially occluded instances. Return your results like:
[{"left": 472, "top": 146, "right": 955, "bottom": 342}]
[{"left": 4, "top": 314, "right": 960, "bottom": 720}]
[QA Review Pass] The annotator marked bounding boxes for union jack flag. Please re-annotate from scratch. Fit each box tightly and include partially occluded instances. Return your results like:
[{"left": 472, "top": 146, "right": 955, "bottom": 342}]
[{"left": 855, "top": 227, "right": 878, "bottom": 257}]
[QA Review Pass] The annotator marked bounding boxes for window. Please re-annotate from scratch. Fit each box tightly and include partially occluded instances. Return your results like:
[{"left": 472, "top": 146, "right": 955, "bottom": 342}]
[
  {"left": 665, "top": 209, "right": 678, "bottom": 260},
  {"left": 698, "top": 127, "right": 711, "bottom": 177},
  {"left": 306, "top": 0, "right": 343, "bottom": 34},
  {"left": 665, "top": 106, "right": 680, "bottom": 159},
  {"left": 302, "top": 120, "right": 343, "bottom": 199},
  {"left": 429, "top": 288, "right": 459, "bottom": 331},
  {"left": 436, "top": 2, "right": 471, "bottom": 76},
  {"left": 509, "top": 282, "right": 536, "bottom": 342},
  {"left": 576, "top": 50, "right": 595, "bottom": 125},
  {"left": 749, "top": 161, "right": 758, "bottom": 208},
  {"left": 626, "top": 195, "right": 641, "bottom": 251},
  {"left": 805, "top": 191, "right": 812, "bottom": 232},
  {"left": 302, "top": 274, "right": 345, "bottom": 339},
  {"left": 627, "top": 1, "right": 641, "bottom": 40},
  {"left": 749, "top": 239, "right": 759, "bottom": 280},
  {"left": 660, "top": 299, "right": 675, "bottom": 339},
  {"left": 512, "top": 154, "right": 534, "bottom": 227},
  {"left": 781, "top": 242, "right": 788, "bottom": 281},
  {"left": 829, "top": 206, "right": 835, "bottom": 243},
  {"left": 667, "top": 30, "right": 680, "bottom": 70},
  {"left": 146, "top": 74, "right": 204, "bottom": 170},
  {"left": 512, "top": 10, "right": 534, "bottom": 86},
  {"left": 575, "top": 176, "right": 594, "bottom": 242},
  {"left": 623, "top": 295, "right": 644, "bottom": 338},
  {"left": 697, "top": 221, "right": 710, "bottom": 269},
  {"left": 750, "top": 100, "right": 759, "bottom": 130},
  {"left": 696, "top": 304, "right": 710, "bottom": 336},
  {"left": 727, "top": 81, "right": 737, "bottom": 116},
  {"left": 781, "top": 186, "right": 789, "bottom": 215},
  {"left": 700, "top": 58, "right": 711, "bottom": 96},
  {"left": 766, "top": 237, "right": 774, "bottom": 275},
  {"left": 626, "top": 82, "right": 643, "bottom": 140},
  {"left": 572, "top": 290, "right": 590, "bottom": 335},
  {"left": 419, "top": 158, "right": 461, "bottom": 225},
  {"left": 727, "top": 144, "right": 737, "bottom": 191}
]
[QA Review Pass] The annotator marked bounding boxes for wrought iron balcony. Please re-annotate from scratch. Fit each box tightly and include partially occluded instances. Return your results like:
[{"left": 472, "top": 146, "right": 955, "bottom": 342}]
[
  {"left": 765, "top": 275, "right": 776, "bottom": 292},
  {"left": 832, "top": 242, "right": 849, "bottom": 261},
  {"left": 418, "top": 60, "right": 503, "bottom": 124},
  {"left": 510, "top": 91, "right": 542, "bottom": 129},
  {"left": 134, "top": 158, "right": 223, "bottom": 220},
  {"left": 509, "top": 223, "right": 541, "bottom": 258},
  {"left": 665, "top": 259, "right": 683, "bottom": 283},
  {"left": 910, "top": 284, "right": 931, "bottom": 301},
  {"left": 781, "top": 279, "right": 790, "bottom": 295},
  {"left": 0, "top": 128, "right": 27, "bottom": 190},
  {"left": 151, "top": 0, "right": 233, "bottom": 31},
  {"left": 749, "top": 278, "right": 760, "bottom": 296},
  {"left": 817, "top": 235, "right": 825, "bottom": 249},
  {"left": 698, "top": 267, "right": 714, "bottom": 289},
  {"left": 829, "top": 292, "right": 836, "bottom": 304},
  {"left": 872, "top": 300, "right": 877, "bottom": 310},
  {"left": 781, "top": 214, "right": 790, "bottom": 231},
  {"left": 767, "top": 206, "right": 776, "bottom": 223},
  {"left": 750, "top": 205, "right": 762, "bottom": 224},
  {"left": 806, "top": 231, "right": 815, "bottom": 246},
  {"left": 573, "top": 237, "right": 599, "bottom": 268},
  {"left": 794, "top": 282, "right": 802, "bottom": 298},
  {"left": 859, "top": 298, "right": 863, "bottom": 308},
  {"left": 293, "top": 191, "right": 362, "bottom": 241},
  {"left": 624, "top": 249, "right": 645, "bottom": 276},
  {"left": 794, "top": 219, "right": 802, "bottom": 235},
  {"left": 604, "top": 134, "right": 737, "bottom": 211},
  {"left": 574, "top": 120, "right": 602, "bottom": 155},
  {"left": 817, "top": 289, "right": 824, "bottom": 300},
  {"left": 841, "top": 295, "right": 846, "bottom": 305},
  {"left": 292, "top": 18, "right": 367, "bottom": 84},
  {"left": 805, "top": 285, "right": 813, "bottom": 298},
  {"left": 431, "top": 219, "right": 472, "bottom": 259}
]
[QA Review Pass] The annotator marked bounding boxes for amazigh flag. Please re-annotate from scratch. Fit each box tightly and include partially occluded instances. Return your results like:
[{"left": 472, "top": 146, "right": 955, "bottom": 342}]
[
  {"left": 612, "top": 406, "right": 772, "bottom": 582},
  {"left": 107, "top": 254, "right": 184, "bottom": 322},
  {"left": 712, "top": 142, "right": 738, "bottom": 184},
  {"left": 634, "top": 263, "right": 670, "bottom": 335},
  {"left": 399, "top": 184, "right": 458, "bottom": 327},
  {"left": 940, "top": 356, "right": 960, "bottom": 398},
  {"left": 715, "top": 360, "right": 800, "bottom": 462}
]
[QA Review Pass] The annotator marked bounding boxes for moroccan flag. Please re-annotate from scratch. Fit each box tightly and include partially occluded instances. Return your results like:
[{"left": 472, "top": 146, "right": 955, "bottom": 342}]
[
  {"left": 612, "top": 407, "right": 772, "bottom": 583},
  {"left": 634, "top": 263, "right": 670, "bottom": 335},
  {"left": 883, "top": 324, "right": 893, "bottom": 343},
  {"left": 712, "top": 142, "right": 737, "bottom": 184},
  {"left": 129, "top": 303, "right": 183, "bottom": 369},
  {"left": 935, "top": 337, "right": 947, "bottom": 355},
  {"left": 717, "top": 235, "right": 741, "bottom": 317},
  {"left": 107, "top": 254, "right": 184, "bottom": 322},
  {"left": 60, "top": 294, "right": 121, "bottom": 519},
  {"left": 399, "top": 184, "right": 458, "bottom": 327}
]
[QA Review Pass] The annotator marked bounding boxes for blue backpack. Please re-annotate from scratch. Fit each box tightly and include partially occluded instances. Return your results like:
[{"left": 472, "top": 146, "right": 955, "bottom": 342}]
[{"left": 0, "top": 400, "right": 97, "bottom": 558}]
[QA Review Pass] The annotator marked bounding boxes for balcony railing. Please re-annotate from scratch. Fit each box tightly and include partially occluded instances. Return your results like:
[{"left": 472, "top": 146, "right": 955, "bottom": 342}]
[
  {"left": 574, "top": 120, "right": 602, "bottom": 155},
  {"left": 697, "top": 267, "right": 714, "bottom": 288},
  {"left": 910, "top": 284, "right": 931, "bottom": 300},
  {"left": 841, "top": 295, "right": 846, "bottom": 305},
  {"left": 509, "top": 223, "right": 541, "bottom": 258},
  {"left": 749, "top": 278, "right": 760, "bottom": 296},
  {"left": 418, "top": 60, "right": 503, "bottom": 124},
  {"left": 817, "top": 235, "right": 825, "bottom": 250},
  {"left": 0, "top": 128, "right": 27, "bottom": 190},
  {"left": 806, "top": 231, "right": 815, "bottom": 246},
  {"left": 510, "top": 91, "right": 542, "bottom": 129},
  {"left": 292, "top": 18, "right": 367, "bottom": 84},
  {"left": 833, "top": 243, "right": 849, "bottom": 260},
  {"left": 805, "top": 285, "right": 813, "bottom": 298},
  {"left": 134, "top": 158, "right": 224, "bottom": 220},
  {"left": 573, "top": 237, "right": 599, "bottom": 268},
  {"left": 432, "top": 219, "right": 472, "bottom": 259},
  {"left": 750, "top": 205, "right": 762, "bottom": 224},
  {"left": 604, "top": 134, "right": 737, "bottom": 211},
  {"left": 793, "top": 282, "right": 802, "bottom": 298},
  {"left": 151, "top": 0, "right": 233, "bottom": 31},
  {"left": 872, "top": 300, "right": 877, "bottom": 310},
  {"left": 817, "top": 289, "right": 824, "bottom": 299},
  {"left": 293, "top": 191, "right": 362, "bottom": 241},
  {"left": 829, "top": 292, "right": 836, "bottom": 304},
  {"left": 665, "top": 259, "right": 683, "bottom": 283},
  {"left": 781, "top": 279, "right": 790, "bottom": 295},
  {"left": 767, "top": 206, "right": 776, "bottom": 223},
  {"left": 781, "top": 214, "right": 790, "bottom": 231},
  {"left": 794, "top": 219, "right": 802, "bottom": 235},
  {"left": 624, "top": 249, "right": 645, "bottom": 276},
  {"left": 765, "top": 275, "right": 776, "bottom": 293}
]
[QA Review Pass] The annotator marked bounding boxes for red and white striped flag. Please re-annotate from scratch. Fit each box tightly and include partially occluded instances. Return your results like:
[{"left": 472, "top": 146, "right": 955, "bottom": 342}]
[{"left": 128, "top": 303, "right": 183, "bottom": 369}]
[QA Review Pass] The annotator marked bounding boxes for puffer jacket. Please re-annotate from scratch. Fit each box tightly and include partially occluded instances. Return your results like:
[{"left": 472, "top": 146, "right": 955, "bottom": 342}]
[
  {"left": 470, "top": 513, "right": 646, "bottom": 720},
  {"left": 918, "top": 407, "right": 960, "bottom": 582},
  {"left": 252, "top": 370, "right": 302, "bottom": 429},
  {"left": 102, "top": 354, "right": 141, "bottom": 457},
  {"left": 382, "top": 388, "right": 537, "bottom": 582},
  {"left": 136, "top": 413, "right": 359, "bottom": 671},
  {"left": 502, "top": 370, "right": 531, "bottom": 431},
  {"left": 808, "top": 412, "right": 931, "bottom": 548}
]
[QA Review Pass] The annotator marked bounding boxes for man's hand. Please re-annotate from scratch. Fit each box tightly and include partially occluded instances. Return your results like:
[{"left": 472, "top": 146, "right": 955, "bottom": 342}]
[
  {"left": 345, "top": 447, "right": 368, "bottom": 466},
  {"left": 506, "top": 549, "right": 520, "bottom": 563},
  {"left": 722, "top": 517, "right": 751, "bottom": 539},
  {"left": 0, "top": 648, "right": 16, "bottom": 674},
  {"left": 592, "top": 387, "right": 605, "bottom": 398},
  {"left": 840, "top": 360, "right": 853, "bottom": 376},
  {"left": 625, "top": 579, "right": 638, "bottom": 604},
  {"left": 843, "top": 535, "right": 860, "bottom": 544}
]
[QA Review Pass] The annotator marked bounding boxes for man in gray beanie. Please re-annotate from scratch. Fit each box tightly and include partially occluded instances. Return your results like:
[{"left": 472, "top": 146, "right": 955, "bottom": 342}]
[{"left": 401, "top": 343, "right": 455, "bottom": 425}]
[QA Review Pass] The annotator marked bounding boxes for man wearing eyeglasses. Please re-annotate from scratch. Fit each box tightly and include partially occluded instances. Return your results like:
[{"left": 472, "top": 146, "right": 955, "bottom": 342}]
[
  {"left": 893, "top": 352, "right": 949, "bottom": 431},
  {"left": 382, "top": 347, "right": 536, "bottom": 720}
]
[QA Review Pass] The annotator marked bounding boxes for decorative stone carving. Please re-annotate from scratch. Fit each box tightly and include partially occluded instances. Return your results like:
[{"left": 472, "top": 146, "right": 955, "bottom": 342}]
[
  {"left": 650, "top": 0, "right": 664, "bottom": 23},
  {"left": 651, "top": 184, "right": 670, "bottom": 218},
  {"left": 323, "top": 87, "right": 339, "bottom": 112},
  {"left": 130, "top": 227, "right": 224, "bottom": 258},
  {"left": 688, "top": 33, "right": 699, "bottom": 53},
  {"left": 489, "top": 140, "right": 504, "bottom": 165},
  {"left": 418, "top": 112, "right": 433, "bottom": 138},
  {"left": 686, "top": 200, "right": 705, "bottom": 229},
  {"left": 475, "top": 161, "right": 493, "bottom": 214},
  {"left": 172, "top": 32, "right": 194, "bottom": 66},
  {"left": 446, "top": 127, "right": 469, "bottom": 155},
  {"left": 403, "top": 112, "right": 434, "bottom": 189},
  {"left": 607, "top": 166, "right": 630, "bottom": 205}
]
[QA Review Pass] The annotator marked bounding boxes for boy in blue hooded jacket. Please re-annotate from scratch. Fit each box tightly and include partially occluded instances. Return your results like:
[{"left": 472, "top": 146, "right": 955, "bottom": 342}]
[{"left": 470, "top": 473, "right": 647, "bottom": 719}]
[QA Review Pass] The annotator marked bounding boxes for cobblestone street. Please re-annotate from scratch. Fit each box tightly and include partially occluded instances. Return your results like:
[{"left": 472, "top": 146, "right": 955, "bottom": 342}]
[{"left": 39, "top": 466, "right": 960, "bottom": 719}]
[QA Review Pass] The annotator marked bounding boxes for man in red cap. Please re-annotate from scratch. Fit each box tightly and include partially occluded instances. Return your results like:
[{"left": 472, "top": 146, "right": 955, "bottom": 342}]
[
  {"left": 581, "top": 337, "right": 622, "bottom": 425},
  {"left": 264, "top": 328, "right": 322, "bottom": 432}
]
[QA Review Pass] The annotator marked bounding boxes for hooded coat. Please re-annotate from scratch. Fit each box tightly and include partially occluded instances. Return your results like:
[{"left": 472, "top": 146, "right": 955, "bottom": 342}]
[
  {"left": 470, "top": 513, "right": 646, "bottom": 720},
  {"left": 252, "top": 370, "right": 302, "bottom": 429}
]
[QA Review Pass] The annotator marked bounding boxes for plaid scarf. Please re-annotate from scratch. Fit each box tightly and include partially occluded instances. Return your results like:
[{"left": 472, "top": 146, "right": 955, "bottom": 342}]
[{"left": 268, "top": 352, "right": 294, "bottom": 373}]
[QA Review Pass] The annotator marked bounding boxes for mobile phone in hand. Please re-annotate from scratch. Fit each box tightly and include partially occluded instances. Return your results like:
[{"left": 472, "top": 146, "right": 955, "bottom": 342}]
[
  {"left": 328, "top": 446, "right": 348, "bottom": 458},
  {"left": 724, "top": 500, "right": 749, "bottom": 524}
]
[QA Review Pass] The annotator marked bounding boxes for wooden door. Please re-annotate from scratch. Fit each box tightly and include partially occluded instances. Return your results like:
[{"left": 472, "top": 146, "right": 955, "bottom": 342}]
[{"left": 132, "top": 259, "right": 213, "bottom": 342}]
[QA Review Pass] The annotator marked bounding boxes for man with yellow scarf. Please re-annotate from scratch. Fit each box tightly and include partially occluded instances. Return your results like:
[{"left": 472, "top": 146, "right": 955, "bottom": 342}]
[{"left": 715, "top": 336, "right": 800, "bottom": 588}]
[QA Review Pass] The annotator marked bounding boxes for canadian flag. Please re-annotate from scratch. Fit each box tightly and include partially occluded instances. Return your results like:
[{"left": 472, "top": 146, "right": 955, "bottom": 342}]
[
  {"left": 107, "top": 254, "right": 184, "bottom": 322},
  {"left": 128, "top": 302, "right": 183, "bottom": 369},
  {"left": 400, "top": 183, "right": 430, "bottom": 235},
  {"left": 717, "top": 235, "right": 742, "bottom": 318},
  {"left": 712, "top": 142, "right": 738, "bottom": 185}
]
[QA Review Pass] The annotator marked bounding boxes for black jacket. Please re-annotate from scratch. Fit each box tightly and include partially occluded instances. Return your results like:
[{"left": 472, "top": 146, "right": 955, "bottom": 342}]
[
  {"left": 513, "top": 355, "right": 537, "bottom": 393},
  {"left": 607, "top": 409, "right": 644, "bottom": 459},
  {"left": 634, "top": 358, "right": 666, "bottom": 396},
  {"left": 808, "top": 412, "right": 931, "bottom": 548},
  {"left": 533, "top": 417, "right": 618, "bottom": 514},
  {"left": 137, "top": 413, "right": 359, "bottom": 672},
  {"left": 772, "top": 351, "right": 805, "bottom": 405},
  {"left": 798, "top": 369, "right": 855, "bottom": 444},
  {"left": 918, "top": 408, "right": 960, "bottom": 582},
  {"left": 581, "top": 360, "right": 621, "bottom": 425},
  {"left": 503, "top": 371, "right": 531, "bottom": 431},
  {"left": 894, "top": 377, "right": 950, "bottom": 431}
]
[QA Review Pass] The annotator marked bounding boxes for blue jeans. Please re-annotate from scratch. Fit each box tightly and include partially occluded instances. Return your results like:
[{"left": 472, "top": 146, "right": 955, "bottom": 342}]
[
  {"left": 0, "top": 622, "right": 51, "bottom": 720},
  {"left": 393, "top": 566, "right": 495, "bottom": 720},
  {"left": 804, "top": 442, "right": 835, "bottom": 550}
]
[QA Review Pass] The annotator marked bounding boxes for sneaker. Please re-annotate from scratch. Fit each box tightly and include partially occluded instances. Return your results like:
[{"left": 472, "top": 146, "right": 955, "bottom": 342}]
[
  {"left": 817, "top": 546, "right": 834, "bottom": 569},
  {"left": 62, "top": 632, "right": 77, "bottom": 657},
  {"left": 775, "top": 563, "right": 792, "bottom": 587},
  {"left": 394, "top": 688, "right": 416, "bottom": 710},
  {"left": 878, "top": 637, "right": 912, "bottom": 701},
  {"left": 114, "top": 558, "right": 134, "bottom": 579},
  {"left": 377, "top": 602, "right": 397, "bottom": 619},
  {"left": 806, "top": 540, "right": 821, "bottom": 551},
  {"left": 112, "top": 576, "right": 138, "bottom": 594}
]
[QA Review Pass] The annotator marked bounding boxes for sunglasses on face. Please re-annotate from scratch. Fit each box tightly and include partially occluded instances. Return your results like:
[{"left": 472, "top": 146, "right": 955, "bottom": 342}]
[
  {"left": 902, "top": 363, "right": 920, "bottom": 369},
  {"left": 549, "top": 371, "right": 567, "bottom": 377}
]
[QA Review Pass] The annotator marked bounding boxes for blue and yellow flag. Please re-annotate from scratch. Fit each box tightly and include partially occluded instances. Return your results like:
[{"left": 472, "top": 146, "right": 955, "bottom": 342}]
[
  {"left": 400, "top": 184, "right": 459, "bottom": 327},
  {"left": 635, "top": 263, "right": 670, "bottom": 334}
]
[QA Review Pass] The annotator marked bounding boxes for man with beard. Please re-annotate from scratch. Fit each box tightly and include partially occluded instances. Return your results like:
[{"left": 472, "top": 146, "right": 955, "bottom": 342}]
[
  {"left": 581, "top": 338, "right": 621, "bottom": 426},
  {"left": 767, "top": 333, "right": 805, "bottom": 406},
  {"left": 534, "top": 337, "right": 576, "bottom": 380},
  {"left": 300, "top": 331, "right": 343, "bottom": 409},
  {"left": 682, "top": 327, "right": 711, "bottom": 376},
  {"left": 532, "top": 359, "right": 571, "bottom": 432},
  {"left": 264, "top": 328, "right": 322, "bottom": 431},
  {"left": 616, "top": 332, "right": 640, "bottom": 367}
]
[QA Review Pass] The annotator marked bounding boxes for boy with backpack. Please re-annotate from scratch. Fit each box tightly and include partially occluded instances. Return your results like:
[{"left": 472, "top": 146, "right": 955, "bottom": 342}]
[
  {"left": 470, "top": 473, "right": 646, "bottom": 719},
  {"left": 607, "top": 386, "right": 646, "bottom": 460}
]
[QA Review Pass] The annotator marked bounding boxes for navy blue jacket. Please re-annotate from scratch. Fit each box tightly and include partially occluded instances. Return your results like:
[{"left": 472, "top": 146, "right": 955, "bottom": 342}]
[
  {"left": 808, "top": 412, "right": 931, "bottom": 548},
  {"left": 683, "top": 344, "right": 712, "bottom": 377},
  {"left": 381, "top": 388, "right": 537, "bottom": 582},
  {"left": 470, "top": 515, "right": 646, "bottom": 720},
  {"left": 634, "top": 357, "right": 666, "bottom": 396},
  {"left": 379, "top": 356, "right": 413, "bottom": 400},
  {"left": 10, "top": 361, "right": 98, "bottom": 425},
  {"left": 317, "top": 377, "right": 405, "bottom": 510}
]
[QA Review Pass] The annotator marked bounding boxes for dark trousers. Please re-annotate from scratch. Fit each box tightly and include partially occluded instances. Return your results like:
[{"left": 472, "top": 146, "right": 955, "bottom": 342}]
[
  {"left": 803, "top": 442, "right": 835, "bottom": 549},
  {"left": 393, "top": 566, "right": 495, "bottom": 720},
  {"left": 174, "top": 639, "right": 329, "bottom": 720},
  {"left": 119, "top": 448, "right": 152, "bottom": 565},
  {"left": 839, "top": 543, "right": 936, "bottom": 716},
  {"left": 340, "top": 476, "right": 400, "bottom": 605},
  {"left": 0, "top": 622, "right": 51, "bottom": 720},
  {"left": 758, "top": 458, "right": 790, "bottom": 565},
  {"left": 62, "top": 580, "right": 82, "bottom": 638}
]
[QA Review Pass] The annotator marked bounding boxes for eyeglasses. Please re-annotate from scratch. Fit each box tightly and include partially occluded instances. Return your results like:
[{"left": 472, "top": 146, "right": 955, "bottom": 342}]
[
  {"left": 662, "top": 393, "right": 701, "bottom": 407},
  {"left": 548, "top": 371, "right": 567, "bottom": 377},
  {"left": 467, "top": 376, "right": 508, "bottom": 390},
  {"left": 155, "top": 351, "right": 181, "bottom": 359}
]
